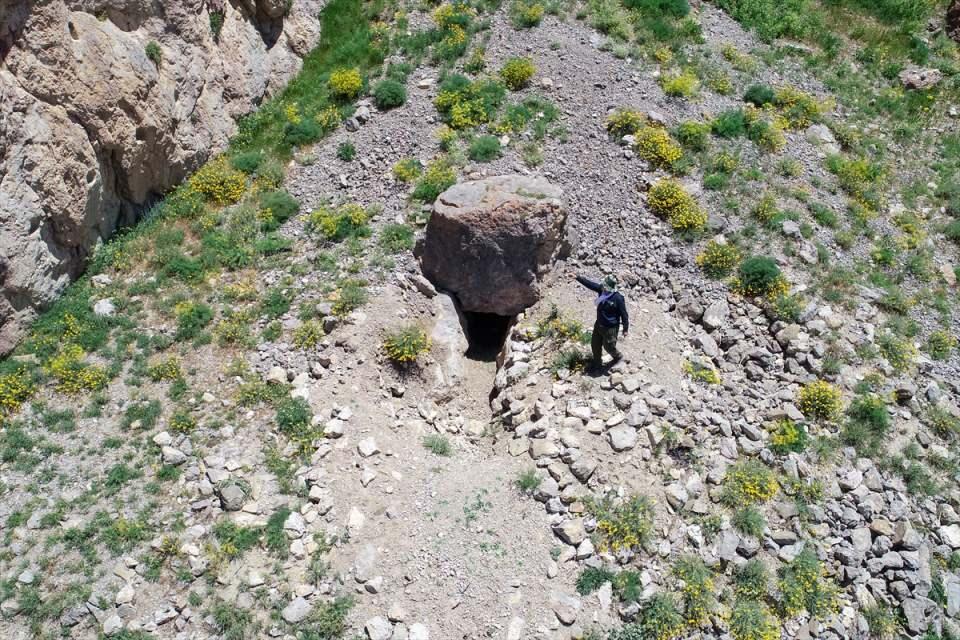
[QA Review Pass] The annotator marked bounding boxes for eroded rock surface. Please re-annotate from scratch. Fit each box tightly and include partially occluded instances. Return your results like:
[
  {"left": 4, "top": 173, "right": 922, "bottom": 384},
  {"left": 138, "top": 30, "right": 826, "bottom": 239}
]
[
  {"left": 0, "top": 0, "right": 322, "bottom": 353},
  {"left": 416, "top": 175, "right": 566, "bottom": 316}
]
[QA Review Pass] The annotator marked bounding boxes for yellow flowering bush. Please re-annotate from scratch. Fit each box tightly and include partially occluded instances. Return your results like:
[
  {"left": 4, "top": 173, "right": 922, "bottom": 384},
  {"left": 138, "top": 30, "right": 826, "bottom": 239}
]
[
  {"left": 696, "top": 240, "right": 740, "bottom": 278},
  {"left": 306, "top": 202, "right": 371, "bottom": 242},
  {"left": 732, "top": 256, "right": 789, "bottom": 299},
  {"left": 188, "top": 157, "right": 246, "bottom": 205},
  {"left": 413, "top": 157, "right": 457, "bottom": 202},
  {"left": 773, "top": 86, "right": 828, "bottom": 129},
  {"left": 392, "top": 158, "right": 423, "bottom": 183},
  {"left": 778, "top": 548, "right": 839, "bottom": 618},
  {"left": 434, "top": 76, "right": 505, "bottom": 129},
  {"left": 536, "top": 305, "right": 588, "bottom": 342},
  {"left": 769, "top": 419, "right": 808, "bottom": 454},
  {"left": 383, "top": 325, "right": 431, "bottom": 365},
  {"left": 315, "top": 106, "right": 342, "bottom": 132},
  {"left": 751, "top": 193, "right": 779, "bottom": 223},
  {"left": 586, "top": 494, "right": 653, "bottom": 553},
  {"left": 511, "top": 0, "right": 544, "bottom": 27},
  {"left": 673, "top": 556, "right": 714, "bottom": 626},
  {"left": 721, "top": 43, "right": 757, "bottom": 72},
  {"left": 654, "top": 46, "right": 673, "bottom": 64},
  {"left": 730, "top": 601, "right": 780, "bottom": 640},
  {"left": 147, "top": 357, "right": 183, "bottom": 382},
  {"left": 721, "top": 459, "right": 778, "bottom": 506},
  {"left": 797, "top": 380, "right": 842, "bottom": 421},
  {"left": 661, "top": 69, "right": 699, "bottom": 98},
  {"left": 0, "top": 369, "right": 34, "bottom": 422},
  {"left": 328, "top": 68, "right": 363, "bottom": 99},
  {"left": 293, "top": 320, "right": 324, "bottom": 349},
  {"left": 170, "top": 409, "right": 196, "bottom": 434},
  {"left": 499, "top": 57, "right": 536, "bottom": 90},
  {"left": 46, "top": 344, "right": 108, "bottom": 394},
  {"left": 605, "top": 108, "right": 646, "bottom": 138},
  {"left": 684, "top": 360, "right": 721, "bottom": 384},
  {"left": 634, "top": 126, "right": 683, "bottom": 170},
  {"left": 647, "top": 179, "right": 707, "bottom": 232}
]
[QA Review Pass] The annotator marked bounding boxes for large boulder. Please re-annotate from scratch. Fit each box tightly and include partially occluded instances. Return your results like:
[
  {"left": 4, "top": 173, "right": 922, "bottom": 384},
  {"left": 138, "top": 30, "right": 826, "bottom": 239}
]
[
  {"left": 0, "top": 0, "right": 323, "bottom": 354},
  {"left": 416, "top": 175, "right": 566, "bottom": 316},
  {"left": 950, "top": 0, "right": 960, "bottom": 42}
]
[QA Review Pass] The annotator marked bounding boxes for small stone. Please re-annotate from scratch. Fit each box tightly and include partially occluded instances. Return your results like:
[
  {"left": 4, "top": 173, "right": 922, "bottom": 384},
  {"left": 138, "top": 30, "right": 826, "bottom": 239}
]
[
  {"left": 388, "top": 603, "right": 407, "bottom": 622},
  {"left": 408, "top": 623, "right": 429, "bottom": 640},
  {"left": 607, "top": 425, "right": 637, "bottom": 452},
  {"left": 94, "top": 298, "right": 116, "bottom": 317},
  {"left": 553, "top": 519, "right": 586, "bottom": 545},
  {"left": 365, "top": 616, "right": 393, "bottom": 640},
  {"left": 357, "top": 437, "right": 380, "bottom": 458},
  {"left": 550, "top": 591, "right": 581, "bottom": 625},
  {"left": 103, "top": 614, "right": 124, "bottom": 636},
  {"left": 282, "top": 597, "right": 312, "bottom": 623}
]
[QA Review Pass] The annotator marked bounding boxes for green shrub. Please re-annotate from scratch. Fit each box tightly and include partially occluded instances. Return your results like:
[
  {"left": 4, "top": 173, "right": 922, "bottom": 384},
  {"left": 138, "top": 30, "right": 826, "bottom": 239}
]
[
  {"left": 624, "top": 0, "right": 689, "bottom": 17},
  {"left": 842, "top": 395, "right": 890, "bottom": 456},
  {"left": 283, "top": 118, "right": 323, "bottom": 148},
  {"left": 510, "top": 0, "right": 545, "bottom": 28},
  {"left": 231, "top": 150, "right": 264, "bottom": 174},
  {"left": 734, "top": 559, "right": 770, "bottom": 600},
  {"left": 392, "top": 158, "right": 423, "bottom": 182},
  {"left": 499, "top": 57, "right": 536, "bottom": 90},
  {"left": 175, "top": 302, "right": 214, "bottom": 341},
  {"left": 605, "top": 108, "right": 646, "bottom": 138},
  {"left": 382, "top": 325, "right": 431, "bottom": 365},
  {"left": 722, "top": 460, "right": 778, "bottom": 506},
  {"left": 877, "top": 331, "right": 917, "bottom": 372},
  {"left": 732, "top": 505, "right": 766, "bottom": 537},
  {"left": 422, "top": 434, "right": 452, "bottom": 456},
  {"left": 675, "top": 120, "right": 711, "bottom": 151},
  {"left": 293, "top": 320, "right": 324, "bottom": 349},
  {"left": 734, "top": 256, "right": 787, "bottom": 298},
  {"left": 673, "top": 556, "right": 714, "bottom": 626},
  {"left": 778, "top": 548, "right": 839, "bottom": 618},
  {"left": 945, "top": 220, "right": 960, "bottom": 243},
  {"left": 515, "top": 468, "right": 541, "bottom": 493},
  {"left": 332, "top": 278, "right": 368, "bottom": 316},
  {"left": 209, "top": 11, "right": 224, "bottom": 40},
  {"left": 412, "top": 157, "right": 457, "bottom": 202},
  {"left": 730, "top": 600, "right": 780, "bottom": 640},
  {"left": 373, "top": 78, "right": 407, "bottom": 109},
  {"left": 619, "top": 593, "right": 683, "bottom": 640},
  {"left": 925, "top": 406, "right": 960, "bottom": 441},
  {"left": 769, "top": 419, "right": 808, "bottom": 454},
  {"left": 468, "top": 135, "right": 502, "bottom": 162},
  {"left": 585, "top": 494, "right": 653, "bottom": 552},
  {"left": 145, "top": 41, "right": 162, "bottom": 66},
  {"left": 336, "top": 142, "right": 356, "bottom": 161},
  {"left": 434, "top": 75, "right": 506, "bottom": 128},
  {"left": 743, "top": 84, "right": 775, "bottom": 107},
  {"left": 863, "top": 605, "right": 898, "bottom": 640},
  {"left": 576, "top": 567, "right": 615, "bottom": 595},
  {"left": 379, "top": 223, "right": 415, "bottom": 253},
  {"left": 712, "top": 109, "right": 748, "bottom": 138},
  {"left": 307, "top": 203, "right": 371, "bottom": 242},
  {"left": 258, "top": 190, "right": 300, "bottom": 227},
  {"left": 275, "top": 397, "right": 311, "bottom": 436}
]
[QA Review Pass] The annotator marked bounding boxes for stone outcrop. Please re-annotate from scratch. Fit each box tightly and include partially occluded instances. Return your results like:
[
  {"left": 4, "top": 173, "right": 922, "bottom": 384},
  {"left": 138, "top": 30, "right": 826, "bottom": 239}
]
[
  {"left": 949, "top": 0, "right": 960, "bottom": 43},
  {"left": 416, "top": 175, "right": 566, "bottom": 317},
  {"left": 0, "top": 0, "right": 323, "bottom": 354}
]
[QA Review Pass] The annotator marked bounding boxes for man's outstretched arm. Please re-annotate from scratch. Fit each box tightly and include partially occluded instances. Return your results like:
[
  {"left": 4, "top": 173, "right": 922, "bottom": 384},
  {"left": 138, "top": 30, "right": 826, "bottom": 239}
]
[
  {"left": 575, "top": 275, "right": 603, "bottom": 293},
  {"left": 618, "top": 296, "right": 629, "bottom": 334}
]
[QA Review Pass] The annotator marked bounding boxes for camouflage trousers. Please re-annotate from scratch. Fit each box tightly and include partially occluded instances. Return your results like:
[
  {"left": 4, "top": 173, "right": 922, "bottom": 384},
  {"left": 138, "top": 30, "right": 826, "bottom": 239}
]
[{"left": 591, "top": 322, "right": 621, "bottom": 367}]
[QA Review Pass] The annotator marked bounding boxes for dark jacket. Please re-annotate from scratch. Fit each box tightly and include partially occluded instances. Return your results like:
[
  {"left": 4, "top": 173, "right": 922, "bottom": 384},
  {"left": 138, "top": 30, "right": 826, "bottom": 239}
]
[{"left": 576, "top": 275, "right": 629, "bottom": 332}]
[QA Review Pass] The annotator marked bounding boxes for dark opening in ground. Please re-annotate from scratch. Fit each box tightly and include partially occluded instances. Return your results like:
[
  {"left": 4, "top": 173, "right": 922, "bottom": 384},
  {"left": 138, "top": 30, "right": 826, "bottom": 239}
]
[{"left": 461, "top": 311, "right": 515, "bottom": 361}]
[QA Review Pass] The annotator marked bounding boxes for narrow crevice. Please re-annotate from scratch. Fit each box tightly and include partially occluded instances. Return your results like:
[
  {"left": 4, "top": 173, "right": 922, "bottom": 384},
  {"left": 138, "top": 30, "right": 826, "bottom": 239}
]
[{"left": 461, "top": 310, "right": 515, "bottom": 362}]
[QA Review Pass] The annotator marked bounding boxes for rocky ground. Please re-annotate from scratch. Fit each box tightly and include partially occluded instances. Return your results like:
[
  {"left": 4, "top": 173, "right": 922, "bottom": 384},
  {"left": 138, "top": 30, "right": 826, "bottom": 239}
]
[{"left": 1, "top": 0, "right": 960, "bottom": 639}]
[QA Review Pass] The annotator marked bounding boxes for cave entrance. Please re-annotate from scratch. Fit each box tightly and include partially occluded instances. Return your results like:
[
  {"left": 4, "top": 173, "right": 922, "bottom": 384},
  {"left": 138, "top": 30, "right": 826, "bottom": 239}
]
[{"left": 461, "top": 311, "right": 515, "bottom": 361}]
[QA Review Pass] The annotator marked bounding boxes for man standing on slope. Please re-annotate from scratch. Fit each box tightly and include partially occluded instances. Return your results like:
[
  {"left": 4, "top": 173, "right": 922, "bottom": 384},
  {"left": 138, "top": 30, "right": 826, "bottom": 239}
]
[{"left": 575, "top": 273, "right": 629, "bottom": 371}]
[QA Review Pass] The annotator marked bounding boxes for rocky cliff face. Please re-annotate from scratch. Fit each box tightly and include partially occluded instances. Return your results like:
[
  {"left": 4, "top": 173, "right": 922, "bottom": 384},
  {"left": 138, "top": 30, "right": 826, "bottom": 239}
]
[{"left": 0, "top": 0, "right": 322, "bottom": 354}]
